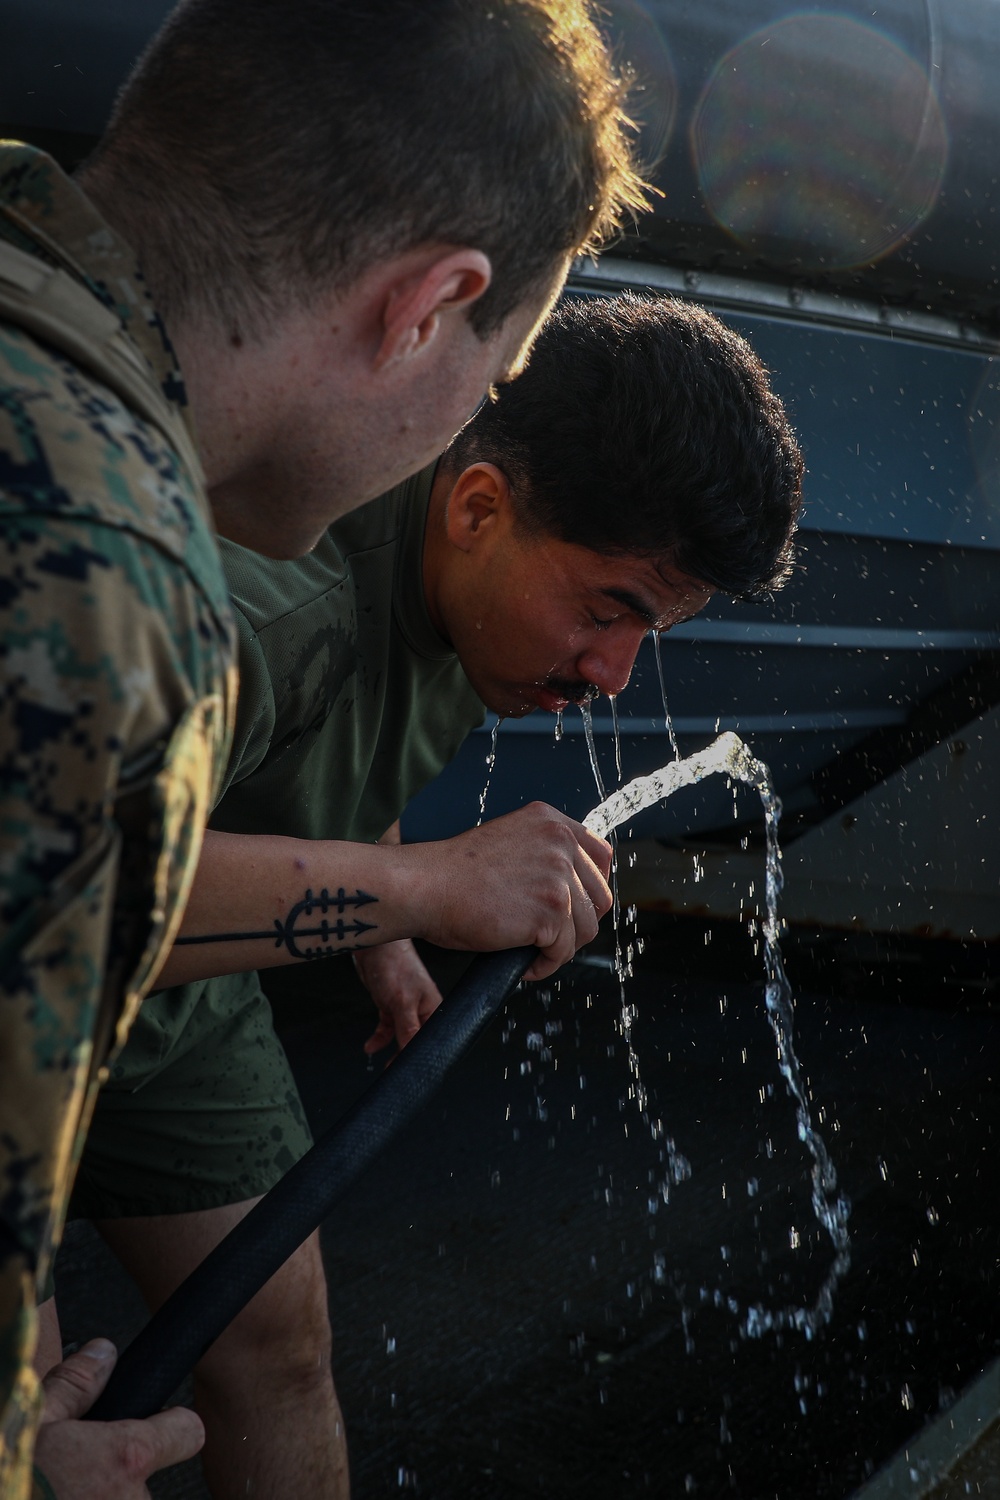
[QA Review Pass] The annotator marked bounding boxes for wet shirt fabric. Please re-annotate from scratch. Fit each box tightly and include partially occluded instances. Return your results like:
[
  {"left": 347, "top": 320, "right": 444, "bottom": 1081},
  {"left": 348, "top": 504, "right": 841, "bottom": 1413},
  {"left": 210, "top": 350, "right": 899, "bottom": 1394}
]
[
  {"left": 72, "top": 468, "right": 485, "bottom": 1218},
  {"left": 0, "top": 145, "right": 236, "bottom": 1498}
]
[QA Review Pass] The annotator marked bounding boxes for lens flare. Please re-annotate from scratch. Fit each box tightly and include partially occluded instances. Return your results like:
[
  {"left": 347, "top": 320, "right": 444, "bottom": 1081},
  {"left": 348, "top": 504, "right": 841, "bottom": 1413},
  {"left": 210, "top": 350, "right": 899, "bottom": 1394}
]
[
  {"left": 691, "top": 13, "right": 948, "bottom": 270},
  {"left": 603, "top": 0, "right": 677, "bottom": 174}
]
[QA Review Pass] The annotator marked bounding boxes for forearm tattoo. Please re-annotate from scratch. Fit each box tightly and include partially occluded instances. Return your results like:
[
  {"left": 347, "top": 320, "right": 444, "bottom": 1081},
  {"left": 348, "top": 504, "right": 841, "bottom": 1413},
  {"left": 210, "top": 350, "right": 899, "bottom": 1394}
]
[{"left": 175, "top": 887, "right": 378, "bottom": 960}]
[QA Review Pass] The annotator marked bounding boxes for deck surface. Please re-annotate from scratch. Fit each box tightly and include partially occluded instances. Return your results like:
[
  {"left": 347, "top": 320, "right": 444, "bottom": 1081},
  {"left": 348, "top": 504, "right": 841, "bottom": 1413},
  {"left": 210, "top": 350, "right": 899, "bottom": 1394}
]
[{"left": 53, "top": 924, "right": 1000, "bottom": 1499}]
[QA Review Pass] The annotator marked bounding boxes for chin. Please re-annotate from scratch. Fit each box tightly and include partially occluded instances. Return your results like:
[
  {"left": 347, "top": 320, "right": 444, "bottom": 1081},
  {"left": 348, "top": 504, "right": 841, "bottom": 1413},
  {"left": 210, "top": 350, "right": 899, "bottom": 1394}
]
[{"left": 484, "top": 690, "right": 536, "bottom": 719}]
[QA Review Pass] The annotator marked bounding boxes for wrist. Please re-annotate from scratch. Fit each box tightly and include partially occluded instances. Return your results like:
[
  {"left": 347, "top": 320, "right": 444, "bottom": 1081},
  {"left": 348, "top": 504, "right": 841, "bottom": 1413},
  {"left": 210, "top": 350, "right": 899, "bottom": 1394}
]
[{"left": 372, "top": 842, "right": 437, "bottom": 946}]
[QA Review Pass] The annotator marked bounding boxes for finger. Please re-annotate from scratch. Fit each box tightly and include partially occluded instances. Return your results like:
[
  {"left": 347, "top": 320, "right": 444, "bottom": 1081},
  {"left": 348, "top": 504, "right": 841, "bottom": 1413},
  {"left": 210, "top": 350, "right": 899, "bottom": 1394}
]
[
  {"left": 573, "top": 844, "right": 613, "bottom": 921},
  {"left": 524, "top": 951, "right": 560, "bottom": 982},
  {"left": 530, "top": 899, "right": 579, "bottom": 979},
  {"left": 558, "top": 817, "right": 614, "bottom": 881},
  {"left": 571, "top": 880, "right": 602, "bottom": 950},
  {"left": 575, "top": 834, "right": 614, "bottom": 912},
  {"left": 40, "top": 1339, "right": 117, "bottom": 1423},
  {"left": 416, "top": 984, "right": 444, "bottom": 1022},
  {"left": 395, "top": 1018, "right": 422, "bottom": 1051},
  {"left": 116, "top": 1406, "right": 205, "bottom": 1478},
  {"left": 392, "top": 991, "right": 427, "bottom": 1049},
  {"left": 393, "top": 983, "right": 444, "bottom": 1052},
  {"left": 363, "top": 1015, "right": 396, "bottom": 1055},
  {"left": 529, "top": 861, "right": 607, "bottom": 979}
]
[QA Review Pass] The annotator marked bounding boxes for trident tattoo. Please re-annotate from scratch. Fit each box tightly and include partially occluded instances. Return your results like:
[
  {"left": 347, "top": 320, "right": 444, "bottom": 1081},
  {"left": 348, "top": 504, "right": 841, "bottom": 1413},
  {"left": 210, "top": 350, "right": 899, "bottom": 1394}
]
[{"left": 175, "top": 887, "right": 378, "bottom": 960}]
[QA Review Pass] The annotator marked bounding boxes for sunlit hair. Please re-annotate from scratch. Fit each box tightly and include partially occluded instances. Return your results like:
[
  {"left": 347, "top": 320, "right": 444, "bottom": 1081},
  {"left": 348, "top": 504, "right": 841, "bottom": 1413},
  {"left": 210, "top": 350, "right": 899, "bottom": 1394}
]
[
  {"left": 445, "top": 292, "right": 804, "bottom": 595},
  {"left": 79, "top": 0, "right": 647, "bottom": 338}
]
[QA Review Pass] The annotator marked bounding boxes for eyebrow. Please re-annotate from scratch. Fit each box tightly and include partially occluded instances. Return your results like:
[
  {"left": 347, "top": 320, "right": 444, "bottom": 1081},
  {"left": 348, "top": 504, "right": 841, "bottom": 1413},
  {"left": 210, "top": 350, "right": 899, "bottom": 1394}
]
[{"left": 598, "top": 586, "right": 661, "bottom": 628}]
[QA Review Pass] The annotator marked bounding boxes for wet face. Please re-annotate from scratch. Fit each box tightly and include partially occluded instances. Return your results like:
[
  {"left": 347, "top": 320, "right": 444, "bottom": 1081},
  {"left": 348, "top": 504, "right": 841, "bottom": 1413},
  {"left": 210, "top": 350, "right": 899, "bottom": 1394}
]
[{"left": 427, "top": 465, "right": 715, "bottom": 718}]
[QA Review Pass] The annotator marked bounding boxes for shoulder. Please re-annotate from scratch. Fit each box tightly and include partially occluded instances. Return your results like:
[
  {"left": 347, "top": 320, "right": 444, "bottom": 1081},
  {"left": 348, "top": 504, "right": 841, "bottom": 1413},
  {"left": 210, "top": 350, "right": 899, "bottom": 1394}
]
[{"left": 0, "top": 321, "right": 231, "bottom": 629}]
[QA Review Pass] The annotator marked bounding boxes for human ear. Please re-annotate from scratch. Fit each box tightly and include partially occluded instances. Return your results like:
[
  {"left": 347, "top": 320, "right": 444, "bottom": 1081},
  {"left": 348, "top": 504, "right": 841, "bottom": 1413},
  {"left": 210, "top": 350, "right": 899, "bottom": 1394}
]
[
  {"left": 444, "top": 463, "right": 512, "bottom": 552},
  {"left": 374, "top": 249, "right": 492, "bottom": 371}
]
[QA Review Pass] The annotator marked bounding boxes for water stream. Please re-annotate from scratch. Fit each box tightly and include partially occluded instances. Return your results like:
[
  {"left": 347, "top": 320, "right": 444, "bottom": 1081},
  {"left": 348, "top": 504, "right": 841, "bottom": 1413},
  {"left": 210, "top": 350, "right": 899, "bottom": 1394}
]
[
  {"left": 583, "top": 731, "right": 853, "bottom": 1338},
  {"left": 651, "top": 631, "right": 681, "bottom": 761},
  {"left": 579, "top": 700, "right": 607, "bottom": 802},
  {"left": 608, "top": 694, "right": 624, "bottom": 785},
  {"left": 476, "top": 719, "right": 501, "bottom": 826}
]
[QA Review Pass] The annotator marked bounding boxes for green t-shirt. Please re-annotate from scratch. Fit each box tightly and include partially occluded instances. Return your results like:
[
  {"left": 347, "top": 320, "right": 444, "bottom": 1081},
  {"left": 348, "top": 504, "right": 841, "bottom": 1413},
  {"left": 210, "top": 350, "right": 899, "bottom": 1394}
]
[
  {"left": 89, "top": 464, "right": 485, "bottom": 1113},
  {"left": 213, "top": 463, "right": 484, "bottom": 845}
]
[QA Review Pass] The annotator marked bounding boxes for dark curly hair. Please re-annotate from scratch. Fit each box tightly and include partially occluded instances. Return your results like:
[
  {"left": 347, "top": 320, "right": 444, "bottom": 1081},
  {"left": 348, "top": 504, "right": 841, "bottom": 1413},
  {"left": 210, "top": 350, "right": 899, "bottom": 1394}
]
[{"left": 445, "top": 291, "right": 803, "bottom": 595}]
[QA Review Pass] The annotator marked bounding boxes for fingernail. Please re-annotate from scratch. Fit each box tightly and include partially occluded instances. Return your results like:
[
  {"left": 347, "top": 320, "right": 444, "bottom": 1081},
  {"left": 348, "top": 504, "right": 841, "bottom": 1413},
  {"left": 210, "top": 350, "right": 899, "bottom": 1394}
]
[{"left": 81, "top": 1338, "right": 117, "bottom": 1362}]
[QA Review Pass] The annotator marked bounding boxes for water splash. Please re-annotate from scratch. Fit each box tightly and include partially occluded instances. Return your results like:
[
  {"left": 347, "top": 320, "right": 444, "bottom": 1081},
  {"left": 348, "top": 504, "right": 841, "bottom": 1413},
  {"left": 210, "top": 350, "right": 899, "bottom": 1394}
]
[
  {"left": 608, "top": 695, "right": 624, "bottom": 785},
  {"left": 585, "top": 732, "right": 751, "bottom": 840},
  {"left": 585, "top": 732, "right": 852, "bottom": 1340},
  {"left": 476, "top": 719, "right": 501, "bottom": 827},
  {"left": 579, "top": 700, "right": 607, "bottom": 802},
  {"left": 651, "top": 631, "right": 681, "bottom": 760}
]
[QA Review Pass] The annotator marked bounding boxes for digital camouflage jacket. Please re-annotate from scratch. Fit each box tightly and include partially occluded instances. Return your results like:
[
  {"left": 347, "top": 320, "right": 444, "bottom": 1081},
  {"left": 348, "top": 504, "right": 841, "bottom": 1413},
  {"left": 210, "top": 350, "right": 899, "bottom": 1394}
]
[{"left": 0, "top": 144, "right": 236, "bottom": 1498}]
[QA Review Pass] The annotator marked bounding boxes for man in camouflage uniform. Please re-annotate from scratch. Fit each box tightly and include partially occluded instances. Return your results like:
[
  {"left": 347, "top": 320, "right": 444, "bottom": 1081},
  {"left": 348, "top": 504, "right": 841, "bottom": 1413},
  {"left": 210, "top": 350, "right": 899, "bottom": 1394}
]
[
  {"left": 1, "top": 0, "right": 643, "bottom": 1494},
  {"left": 0, "top": 146, "right": 236, "bottom": 1495}
]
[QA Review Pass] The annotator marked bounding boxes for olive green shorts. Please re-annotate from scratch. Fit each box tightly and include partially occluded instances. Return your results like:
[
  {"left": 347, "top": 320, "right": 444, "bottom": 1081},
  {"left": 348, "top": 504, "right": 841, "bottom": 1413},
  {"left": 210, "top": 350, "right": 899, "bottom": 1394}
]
[{"left": 69, "top": 971, "right": 314, "bottom": 1222}]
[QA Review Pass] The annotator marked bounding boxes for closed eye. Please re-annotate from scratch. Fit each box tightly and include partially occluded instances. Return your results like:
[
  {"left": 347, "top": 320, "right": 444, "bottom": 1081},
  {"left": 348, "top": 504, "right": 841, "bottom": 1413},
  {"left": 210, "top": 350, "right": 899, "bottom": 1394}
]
[{"left": 590, "top": 613, "right": 614, "bottom": 631}]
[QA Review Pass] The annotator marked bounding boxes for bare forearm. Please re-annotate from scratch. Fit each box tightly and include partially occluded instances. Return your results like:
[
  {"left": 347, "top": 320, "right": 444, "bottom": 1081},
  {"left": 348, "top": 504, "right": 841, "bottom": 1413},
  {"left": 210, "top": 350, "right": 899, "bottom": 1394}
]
[
  {"left": 155, "top": 802, "right": 613, "bottom": 991},
  {"left": 155, "top": 830, "right": 428, "bottom": 988}
]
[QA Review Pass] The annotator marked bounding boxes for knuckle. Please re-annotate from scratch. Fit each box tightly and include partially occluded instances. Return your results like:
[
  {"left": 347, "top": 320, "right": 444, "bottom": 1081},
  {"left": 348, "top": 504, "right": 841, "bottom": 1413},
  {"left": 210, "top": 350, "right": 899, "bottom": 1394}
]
[
  {"left": 540, "top": 885, "right": 568, "bottom": 917},
  {"left": 41, "top": 1362, "right": 96, "bottom": 1418},
  {"left": 115, "top": 1427, "right": 155, "bottom": 1481}
]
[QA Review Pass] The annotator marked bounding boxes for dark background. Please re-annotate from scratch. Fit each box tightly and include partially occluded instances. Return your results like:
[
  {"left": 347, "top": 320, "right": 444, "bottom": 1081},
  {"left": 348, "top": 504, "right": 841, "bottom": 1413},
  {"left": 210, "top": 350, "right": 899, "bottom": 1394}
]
[{"left": 54, "top": 920, "right": 1000, "bottom": 1498}]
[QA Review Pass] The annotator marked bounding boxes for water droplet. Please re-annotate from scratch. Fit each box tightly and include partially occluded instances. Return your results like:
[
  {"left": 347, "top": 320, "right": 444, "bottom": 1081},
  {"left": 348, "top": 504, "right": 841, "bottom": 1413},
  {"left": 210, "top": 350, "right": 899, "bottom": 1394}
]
[
  {"left": 582, "top": 734, "right": 851, "bottom": 1342},
  {"left": 652, "top": 631, "right": 681, "bottom": 759},
  {"left": 477, "top": 719, "right": 501, "bottom": 825}
]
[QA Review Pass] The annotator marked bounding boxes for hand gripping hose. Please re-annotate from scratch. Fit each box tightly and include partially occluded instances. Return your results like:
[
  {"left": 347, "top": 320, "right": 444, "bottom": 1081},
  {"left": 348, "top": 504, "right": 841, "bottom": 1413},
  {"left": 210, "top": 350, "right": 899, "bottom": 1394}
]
[{"left": 87, "top": 945, "right": 536, "bottom": 1421}]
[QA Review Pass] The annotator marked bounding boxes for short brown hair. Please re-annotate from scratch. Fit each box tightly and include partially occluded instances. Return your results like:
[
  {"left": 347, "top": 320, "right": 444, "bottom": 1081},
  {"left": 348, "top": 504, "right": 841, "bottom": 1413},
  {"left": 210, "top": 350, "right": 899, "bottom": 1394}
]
[{"left": 83, "top": 0, "right": 647, "bottom": 336}]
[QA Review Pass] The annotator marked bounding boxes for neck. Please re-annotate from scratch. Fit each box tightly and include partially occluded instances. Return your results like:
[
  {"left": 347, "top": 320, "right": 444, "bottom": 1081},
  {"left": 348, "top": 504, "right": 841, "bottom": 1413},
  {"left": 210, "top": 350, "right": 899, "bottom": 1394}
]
[
  {"left": 79, "top": 165, "right": 368, "bottom": 557},
  {"left": 421, "top": 463, "right": 458, "bottom": 642},
  {"left": 172, "top": 312, "right": 372, "bottom": 559}
]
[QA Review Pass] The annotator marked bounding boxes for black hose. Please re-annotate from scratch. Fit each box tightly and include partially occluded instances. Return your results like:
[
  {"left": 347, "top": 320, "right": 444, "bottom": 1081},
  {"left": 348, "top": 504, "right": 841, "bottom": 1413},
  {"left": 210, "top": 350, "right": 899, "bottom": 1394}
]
[{"left": 88, "top": 944, "right": 536, "bottom": 1421}]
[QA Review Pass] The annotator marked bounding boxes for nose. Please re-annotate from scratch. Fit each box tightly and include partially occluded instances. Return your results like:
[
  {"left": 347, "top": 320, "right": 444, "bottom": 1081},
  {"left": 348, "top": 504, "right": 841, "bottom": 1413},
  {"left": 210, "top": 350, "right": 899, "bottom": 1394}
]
[{"left": 576, "top": 628, "right": 645, "bottom": 699}]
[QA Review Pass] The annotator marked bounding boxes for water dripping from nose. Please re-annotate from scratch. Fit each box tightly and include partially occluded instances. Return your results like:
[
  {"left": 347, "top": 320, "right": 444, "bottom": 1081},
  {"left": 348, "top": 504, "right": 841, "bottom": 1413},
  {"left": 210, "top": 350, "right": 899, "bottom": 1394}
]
[
  {"left": 608, "top": 694, "right": 623, "bottom": 786},
  {"left": 652, "top": 630, "right": 681, "bottom": 761},
  {"left": 578, "top": 697, "right": 606, "bottom": 803}
]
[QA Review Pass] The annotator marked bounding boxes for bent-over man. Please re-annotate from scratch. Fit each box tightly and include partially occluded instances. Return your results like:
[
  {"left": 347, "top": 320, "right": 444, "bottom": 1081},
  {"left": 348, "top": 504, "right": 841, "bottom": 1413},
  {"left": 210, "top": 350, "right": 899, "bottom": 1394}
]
[{"left": 54, "top": 293, "right": 803, "bottom": 1498}]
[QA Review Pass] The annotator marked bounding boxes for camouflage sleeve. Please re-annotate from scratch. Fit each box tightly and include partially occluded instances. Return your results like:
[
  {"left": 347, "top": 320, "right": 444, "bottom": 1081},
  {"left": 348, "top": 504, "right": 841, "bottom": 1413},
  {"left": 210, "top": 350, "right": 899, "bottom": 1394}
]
[
  {"left": 0, "top": 505, "right": 231, "bottom": 1492},
  {"left": 0, "top": 508, "right": 232, "bottom": 1492}
]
